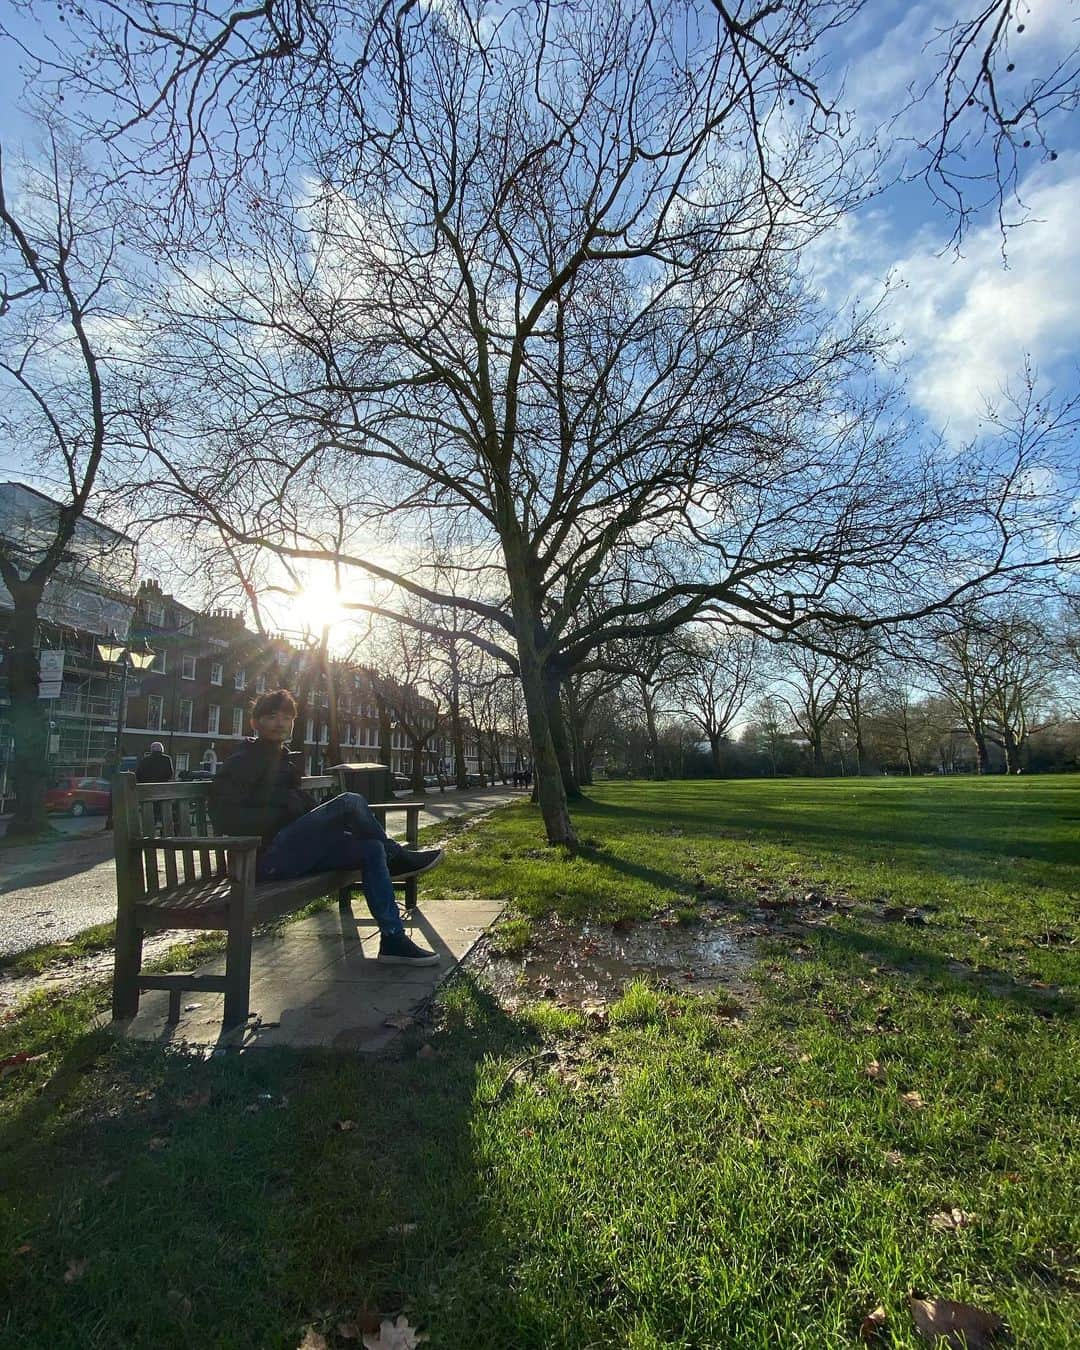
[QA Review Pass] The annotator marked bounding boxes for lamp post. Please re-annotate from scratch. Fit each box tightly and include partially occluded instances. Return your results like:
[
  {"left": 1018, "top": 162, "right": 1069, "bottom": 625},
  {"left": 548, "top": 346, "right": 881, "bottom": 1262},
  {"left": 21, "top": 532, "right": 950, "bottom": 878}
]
[{"left": 95, "top": 632, "right": 157, "bottom": 764}]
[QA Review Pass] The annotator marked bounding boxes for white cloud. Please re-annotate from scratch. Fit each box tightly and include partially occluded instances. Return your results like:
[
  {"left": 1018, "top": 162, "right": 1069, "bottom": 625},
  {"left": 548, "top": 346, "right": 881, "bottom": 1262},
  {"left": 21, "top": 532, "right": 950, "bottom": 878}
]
[{"left": 884, "top": 159, "right": 1080, "bottom": 435}]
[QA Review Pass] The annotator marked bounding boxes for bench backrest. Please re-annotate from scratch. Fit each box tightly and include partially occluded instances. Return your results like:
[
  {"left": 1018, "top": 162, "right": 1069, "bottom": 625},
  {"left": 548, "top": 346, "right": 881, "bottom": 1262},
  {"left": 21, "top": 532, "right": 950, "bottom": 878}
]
[{"left": 113, "top": 771, "right": 344, "bottom": 898}]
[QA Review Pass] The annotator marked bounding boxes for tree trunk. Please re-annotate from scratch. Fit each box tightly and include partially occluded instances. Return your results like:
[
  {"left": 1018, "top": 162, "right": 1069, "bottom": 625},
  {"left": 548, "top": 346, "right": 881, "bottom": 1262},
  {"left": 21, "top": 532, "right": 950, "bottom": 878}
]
[
  {"left": 640, "top": 679, "right": 661, "bottom": 779},
  {"left": 709, "top": 735, "right": 722, "bottom": 776},
  {"left": 811, "top": 730, "right": 825, "bottom": 775},
  {"left": 543, "top": 668, "right": 582, "bottom": 799},
  {"left": 450, "top": 695, "right": 468, "bottom": 788},
  {"left": 973, "top": 728, "right": 990, "bottom": 774},
  {"left": 6, "top": 587, "right": 50, "bottom": 838}
]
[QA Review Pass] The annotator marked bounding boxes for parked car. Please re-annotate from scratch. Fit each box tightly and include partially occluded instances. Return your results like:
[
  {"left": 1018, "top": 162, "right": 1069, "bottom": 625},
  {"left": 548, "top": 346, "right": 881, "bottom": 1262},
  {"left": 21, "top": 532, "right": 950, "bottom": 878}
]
[
  {"left": 44, "top": 776, "right": 112, "bottom": 817},
  {"left": 423, "top": 774, "right": 444, "bottom": 790},
  {"left": 391, "top": 774, "right": 412, "bottom": 793}
]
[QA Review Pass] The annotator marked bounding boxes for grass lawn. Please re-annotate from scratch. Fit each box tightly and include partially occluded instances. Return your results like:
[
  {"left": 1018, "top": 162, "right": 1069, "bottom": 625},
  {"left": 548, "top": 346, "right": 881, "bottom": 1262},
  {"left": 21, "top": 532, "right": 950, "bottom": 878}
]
[{"left": 1, "top": 776, "right": 1077, "bottom": 1348}]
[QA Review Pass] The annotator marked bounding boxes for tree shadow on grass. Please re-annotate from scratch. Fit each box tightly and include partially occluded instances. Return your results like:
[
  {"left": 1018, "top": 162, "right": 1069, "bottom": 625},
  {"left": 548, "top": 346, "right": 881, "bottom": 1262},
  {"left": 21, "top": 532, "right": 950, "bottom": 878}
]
[
  {"left": 0, "top": 976, "right": 580, "bottom": 1349},
  {"left": 805, "top": 919, "right": 1076, "bottom": 1021},
  {"left": 577, "top": 795, "right": 1077, "bottom": 879}
]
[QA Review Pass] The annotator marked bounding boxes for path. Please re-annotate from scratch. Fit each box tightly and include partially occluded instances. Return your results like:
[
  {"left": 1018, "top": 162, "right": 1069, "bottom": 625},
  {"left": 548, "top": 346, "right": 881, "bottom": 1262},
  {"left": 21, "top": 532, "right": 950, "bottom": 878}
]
[{"left": 0, "top": 785, "right": 518, "bottom": 956}]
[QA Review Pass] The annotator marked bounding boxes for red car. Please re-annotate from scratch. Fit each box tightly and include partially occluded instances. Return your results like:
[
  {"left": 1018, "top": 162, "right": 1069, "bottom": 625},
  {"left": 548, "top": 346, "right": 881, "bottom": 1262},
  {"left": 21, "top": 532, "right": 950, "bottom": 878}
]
[{"left": 44, "top": 776, "right": 112, "bottom": 817}]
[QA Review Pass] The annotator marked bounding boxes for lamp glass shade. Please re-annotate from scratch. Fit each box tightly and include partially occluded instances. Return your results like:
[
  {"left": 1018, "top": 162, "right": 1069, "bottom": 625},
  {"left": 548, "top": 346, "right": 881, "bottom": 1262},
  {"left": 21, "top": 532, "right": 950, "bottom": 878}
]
[
  {"left": 95, "top": 636, "right": 127, "bottom": 663},
  {"left": 128, "top": 644, "right": 157, "bottom": 670}
]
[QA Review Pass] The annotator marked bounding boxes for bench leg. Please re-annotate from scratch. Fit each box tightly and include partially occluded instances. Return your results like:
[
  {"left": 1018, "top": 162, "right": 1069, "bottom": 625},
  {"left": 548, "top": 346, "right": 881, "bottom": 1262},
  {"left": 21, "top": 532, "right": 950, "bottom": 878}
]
[
  {"left": 223, "top": 915, "right": 254, "bottom": 1028},
  {"left": 338, "top": 885, "right": 353, "bottom": 911},
  {"left": 404, "top": 877, "right": 418, "bottom": 910},
  {"left": 112, "top": 916, "right": 144, "bottom": 1020}
]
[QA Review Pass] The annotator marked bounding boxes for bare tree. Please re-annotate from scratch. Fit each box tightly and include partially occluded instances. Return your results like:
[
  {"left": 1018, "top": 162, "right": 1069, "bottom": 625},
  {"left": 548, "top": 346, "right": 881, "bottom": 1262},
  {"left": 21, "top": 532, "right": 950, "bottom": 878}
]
[
  {"left": 12, "top": 2, "right": 1079, "bottom": 845},
  {"left": 676, "top": 628, "right": 760, "bottom": 774},
  {"left": 0, "top": 136, "right": 138, "bottom": 835},
  {"left": 774, "top": 634, "right": 847, "bottom": 775}
]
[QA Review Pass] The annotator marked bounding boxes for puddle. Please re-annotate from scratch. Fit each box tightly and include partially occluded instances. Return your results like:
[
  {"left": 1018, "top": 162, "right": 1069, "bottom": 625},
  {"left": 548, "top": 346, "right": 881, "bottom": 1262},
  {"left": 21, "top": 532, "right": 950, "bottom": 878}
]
[{"left": 479, "top": 907, "right": 758, "bottom": 1008}]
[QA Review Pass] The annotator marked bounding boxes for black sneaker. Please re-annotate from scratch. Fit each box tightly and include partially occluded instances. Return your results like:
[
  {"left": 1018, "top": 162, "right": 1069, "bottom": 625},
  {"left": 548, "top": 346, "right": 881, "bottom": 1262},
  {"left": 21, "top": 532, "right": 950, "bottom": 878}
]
[
  {"left": 388, "top": 848, "right": 444, "bottom": 880},
  {"left": 377, "top": 933, "right": 440, "bottom": 966}
]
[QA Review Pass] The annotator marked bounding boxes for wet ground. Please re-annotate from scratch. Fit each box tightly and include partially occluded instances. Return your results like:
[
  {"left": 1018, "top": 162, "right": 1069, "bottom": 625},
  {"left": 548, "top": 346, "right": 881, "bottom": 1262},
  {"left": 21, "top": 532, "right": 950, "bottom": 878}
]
[{"left": 478, "top": 905, "right": 763, "bottom": 1009}]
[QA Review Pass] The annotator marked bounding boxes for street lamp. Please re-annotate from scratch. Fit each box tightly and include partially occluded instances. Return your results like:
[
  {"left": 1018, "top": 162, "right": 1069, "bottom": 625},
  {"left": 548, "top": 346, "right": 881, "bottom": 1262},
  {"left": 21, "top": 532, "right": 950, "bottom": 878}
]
[{"left": 95, "top": 632, "right": 156, "bottom": 763}]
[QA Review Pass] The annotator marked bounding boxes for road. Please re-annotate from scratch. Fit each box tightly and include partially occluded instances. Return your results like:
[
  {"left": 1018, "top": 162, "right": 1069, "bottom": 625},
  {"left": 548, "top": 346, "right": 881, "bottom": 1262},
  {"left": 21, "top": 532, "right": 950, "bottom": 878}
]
[{"left": 0, "top": 786, "right": 520, "bottom": 956}]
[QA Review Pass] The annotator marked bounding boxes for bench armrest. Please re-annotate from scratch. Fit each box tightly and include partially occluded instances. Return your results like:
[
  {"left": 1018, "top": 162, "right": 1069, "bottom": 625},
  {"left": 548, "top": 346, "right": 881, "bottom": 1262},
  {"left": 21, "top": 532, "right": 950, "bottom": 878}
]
[
  {"left": 368, "top": 801, "right": 423, "bottom": 811},
  {"left": 139, "top": 835, "right": 262, "bottom": 851}
]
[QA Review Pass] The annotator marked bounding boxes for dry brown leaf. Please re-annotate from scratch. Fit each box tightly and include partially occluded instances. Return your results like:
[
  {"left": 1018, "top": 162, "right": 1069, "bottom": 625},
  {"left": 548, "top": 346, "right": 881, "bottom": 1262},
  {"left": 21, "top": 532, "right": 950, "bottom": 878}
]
[
  {"left": 900, "top": 1091, "right": 926, "bottom": 1109},
  {"left": 147, "top": 1135, "right": 169, "bottom": 1151},
  {"left": 15, "top": 1243, "right": 33, "bottom": 1256},
  {"left": 884, "top": 1150, "right": 905, "bottom": 1167},
  {"left": 930, "top": 1207, "right": 977, "bottom": 1232},
  {"left": 335, "top": 1119, "right": 358, "bottom": 1132},
  {"left": 337, "top": 1311, "right": 382, "bottom": 1340},
  {"left": 416, "top": 1043, "right": 436, "bottom": 1059},
  {"left": 865, "top": 1060, "right": 886, "bottom": 1083},
  {"left": 63, "top": 1257, "right": 89, "bottom": 1284},
  {"left": 910, "top": 1295, "right": 1004, "bottom": 1348},
  {"left": 362, "top": 1314, "right": 427, "bottom": 1350},
  {"left": 384, "top": 1014, "right": 417, "bottom": 1030},
  {"left": 297, "top": 1329, "right": 329, "bottom": 1350},
  {"left": 859, "top": 1304, "right": 887, "bottom": 1342}
]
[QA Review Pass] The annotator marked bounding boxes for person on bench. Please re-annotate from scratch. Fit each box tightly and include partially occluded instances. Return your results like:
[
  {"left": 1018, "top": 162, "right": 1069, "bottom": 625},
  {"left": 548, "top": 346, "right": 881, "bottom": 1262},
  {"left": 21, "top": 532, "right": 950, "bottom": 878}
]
[{"left": 209, "top": 688, "right": 443, "bottom": 966}]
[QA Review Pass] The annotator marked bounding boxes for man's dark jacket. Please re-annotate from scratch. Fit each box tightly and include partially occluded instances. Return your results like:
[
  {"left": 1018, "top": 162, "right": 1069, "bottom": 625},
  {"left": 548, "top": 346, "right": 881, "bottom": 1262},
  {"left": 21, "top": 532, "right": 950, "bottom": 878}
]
[
  {"left": 209, "top": 739, "right": 313, "bottom": 846},
  {"left": 135, "top": 750, "right": 173, "bottom": 783}
]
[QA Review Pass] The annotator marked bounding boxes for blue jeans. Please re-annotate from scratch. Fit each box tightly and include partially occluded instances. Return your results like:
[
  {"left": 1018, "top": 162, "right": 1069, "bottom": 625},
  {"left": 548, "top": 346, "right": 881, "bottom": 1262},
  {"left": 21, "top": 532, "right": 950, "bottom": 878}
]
[{"left": 257, "top": 792, "right": 406, "bottom": 937}]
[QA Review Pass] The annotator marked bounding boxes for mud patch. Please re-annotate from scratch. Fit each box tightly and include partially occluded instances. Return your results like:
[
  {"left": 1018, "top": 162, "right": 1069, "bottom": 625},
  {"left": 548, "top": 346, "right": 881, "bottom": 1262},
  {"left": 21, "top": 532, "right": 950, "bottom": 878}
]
[{"left": 478, "top": 908, "right": 759, "bottom": 1008}]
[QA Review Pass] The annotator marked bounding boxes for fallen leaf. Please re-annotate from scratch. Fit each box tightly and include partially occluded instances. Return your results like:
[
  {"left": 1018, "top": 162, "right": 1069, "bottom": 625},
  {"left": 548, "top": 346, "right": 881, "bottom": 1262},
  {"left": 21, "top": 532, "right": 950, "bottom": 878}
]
[
  {"left": 884, "top": 1150, "right": 904, "bottom": 1167},
  {"left": 147, "top": 1136, "right": 169, "bottom": 1150},
  {"left": 167, "top": 1288, "right": 193, "bottom": 1317},
  {"left": 416, "top": 1043, "right": 436, "bottom": 1059},
  {"left": 909, "top": 1294, "right": 1005, "bottom": 1348},
  {"left": 15, "top": 1243, "right": 33, "bottom": 1255},
  {"left": 182, "top": 1002, "right": 202, "bottom": 1012},
  {"left": 297, "top": 1329, "right": 329, "bottom": 1350},
  {"left": 338, "top": 1312, "right": 382, "bottom": 1340},
  {"left": 335, "top": 1119, "right": 357, "bottom": 1132},
  {"left": 806, "top": 1098, "right": 827, "bottom": 1109},
  {"left": 0, "top": 1051, "right": 48, "bottom": 1080},
  {"left": 859, "top": 1304, "right": 887, "bottom": 1341},
  {"left": 99, "top": 1170, "right": 122, "bottom": 1189},
  {"left": 900, "top": 1091, "right": 926, "bottom": 1109},
  {"left": 387, "top": 1222, "right": 418, "bottom": 1236},
  {"left": 362, "top": 1314, "right": 427, "bottom": 1350},
  {"left": 930, "top": 1207, "right": 977, "bottom": 1232},
  {"left": 798, "top": 1052, "right": 812, "bottom": 1064},
  {"left": 63, "top": 1257, "right": 89, "bottom": 1284},
  {"left": 865, "top": 1059, "right": 886, "bottom": 1082},
  {"left": 384, "top": 1014, "right": 417, "bottom": 1030}
]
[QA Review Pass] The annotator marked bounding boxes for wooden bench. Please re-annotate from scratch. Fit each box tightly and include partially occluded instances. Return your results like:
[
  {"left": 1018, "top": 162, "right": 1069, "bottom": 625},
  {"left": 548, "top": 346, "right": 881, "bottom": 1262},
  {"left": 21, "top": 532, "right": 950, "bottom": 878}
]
[{"left": 110, "top": 771, "right": 425, "bottom": 1028}]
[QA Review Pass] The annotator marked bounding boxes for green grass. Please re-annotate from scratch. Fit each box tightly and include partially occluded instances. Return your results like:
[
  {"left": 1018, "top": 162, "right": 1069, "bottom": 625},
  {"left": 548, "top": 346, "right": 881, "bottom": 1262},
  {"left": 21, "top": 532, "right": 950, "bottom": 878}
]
[
  {"left": 0, "top": 921, "right": 118, "bottom": 976},
  {"left": 1, "top": 776, "right": 1077, "bottom": 1347}
]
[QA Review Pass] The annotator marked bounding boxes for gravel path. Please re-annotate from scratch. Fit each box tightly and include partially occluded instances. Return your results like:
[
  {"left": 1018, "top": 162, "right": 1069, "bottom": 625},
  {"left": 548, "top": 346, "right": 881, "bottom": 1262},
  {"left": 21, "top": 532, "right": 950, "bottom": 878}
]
[{"left": 0, "top": 786, "right": 519, "bottom": 957}]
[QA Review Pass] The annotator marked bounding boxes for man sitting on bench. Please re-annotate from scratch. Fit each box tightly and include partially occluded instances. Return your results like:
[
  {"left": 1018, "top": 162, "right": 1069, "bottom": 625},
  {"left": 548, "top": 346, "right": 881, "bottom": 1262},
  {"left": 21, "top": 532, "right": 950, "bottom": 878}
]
[{"left": 209, "top": 688, "right": 443, "bottom": 966}]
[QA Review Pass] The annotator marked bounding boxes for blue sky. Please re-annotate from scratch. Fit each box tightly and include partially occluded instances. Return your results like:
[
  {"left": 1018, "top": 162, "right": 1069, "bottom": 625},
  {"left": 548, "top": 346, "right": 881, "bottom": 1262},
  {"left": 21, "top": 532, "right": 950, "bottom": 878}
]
[{"left": 1, "top": 0, "right": 1077, "bottom": 481}]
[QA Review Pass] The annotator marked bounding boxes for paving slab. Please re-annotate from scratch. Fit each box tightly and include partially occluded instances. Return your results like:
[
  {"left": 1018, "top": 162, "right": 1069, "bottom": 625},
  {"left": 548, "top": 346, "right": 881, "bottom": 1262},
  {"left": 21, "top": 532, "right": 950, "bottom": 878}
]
[{"left": 111, "top": 897, "right": 504, "bottom": 1053}]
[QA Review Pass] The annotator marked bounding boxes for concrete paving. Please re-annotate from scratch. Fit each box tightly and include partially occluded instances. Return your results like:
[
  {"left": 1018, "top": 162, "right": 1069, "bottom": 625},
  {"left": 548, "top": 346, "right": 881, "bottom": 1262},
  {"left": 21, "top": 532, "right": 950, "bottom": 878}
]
[
  {"left": 111, "top": 897, "right": 503, "bottom": 1052},
  {"left": 0, "top": 785, "right": 520, "bottom": 956}
]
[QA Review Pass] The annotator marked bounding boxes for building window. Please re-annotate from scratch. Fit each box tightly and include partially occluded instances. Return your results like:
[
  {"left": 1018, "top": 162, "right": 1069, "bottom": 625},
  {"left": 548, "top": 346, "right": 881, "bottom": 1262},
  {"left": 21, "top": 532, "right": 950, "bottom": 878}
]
[
  {"left": 179, "top": 616, "right": 195, "bottom": 636},
  {"left": 255, "top": 673, "right": 267, "bottom": 693},
  {"left": 210, "top": 662, "right": 223, "bottom": 686},
  {"left": 147, "top": 694, "right": 164, "bottom": 731},
  {"left": 306, "top": 716, "right": 315, "bottom": 743},
  {"left": 320, "top": 724, "right": 329, "bottom": 744},
  {"left": 231, "top": 706, "right": 243, "bottom": 736},
  {"left": 234, "top": 667, "right": 246, "bottom": 690},
  {"left": 146, "top": 602, "right": 165, "bottom": 627},
  {"left": 178, "top": 698, "right": 193, "bottom": 732},
  {"left": 181, "top": 654, "right": 196, "bottom": 680},
  {"left": 207, "top": 705, "right": 220, "bottom": 735},
  {"left": 175, "top": 752, "right": 189, "bottom": 773},
  {"left": 151, "top": 648, "right": 167, "bottom": 674}
]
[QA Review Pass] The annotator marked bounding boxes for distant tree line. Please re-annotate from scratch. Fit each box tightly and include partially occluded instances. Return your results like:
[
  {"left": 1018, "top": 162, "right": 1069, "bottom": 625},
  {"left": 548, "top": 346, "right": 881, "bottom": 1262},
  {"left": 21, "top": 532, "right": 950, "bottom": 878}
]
[{"left": 570, "top": 596, "right": 1080, "bottom": 780}]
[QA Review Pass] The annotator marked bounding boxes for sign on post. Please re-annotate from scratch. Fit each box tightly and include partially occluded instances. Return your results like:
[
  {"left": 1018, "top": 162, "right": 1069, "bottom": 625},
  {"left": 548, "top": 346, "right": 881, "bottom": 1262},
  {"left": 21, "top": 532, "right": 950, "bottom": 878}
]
[{"left": 38, "top": 650, "right": 65, "bottom": 700}]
